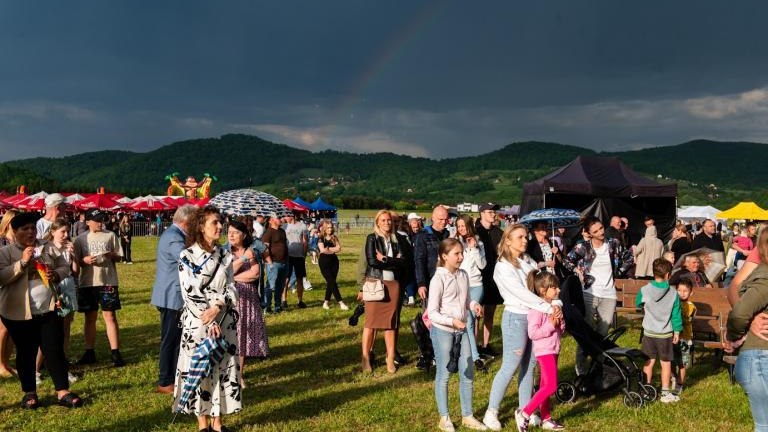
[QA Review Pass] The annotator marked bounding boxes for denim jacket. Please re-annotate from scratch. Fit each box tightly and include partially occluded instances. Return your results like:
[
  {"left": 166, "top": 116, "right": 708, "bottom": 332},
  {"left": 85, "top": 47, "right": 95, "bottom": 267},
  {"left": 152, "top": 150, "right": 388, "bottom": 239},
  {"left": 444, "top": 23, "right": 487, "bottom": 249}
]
[{"left": 563, "top": 237, "right": 633, "bottom": 289}]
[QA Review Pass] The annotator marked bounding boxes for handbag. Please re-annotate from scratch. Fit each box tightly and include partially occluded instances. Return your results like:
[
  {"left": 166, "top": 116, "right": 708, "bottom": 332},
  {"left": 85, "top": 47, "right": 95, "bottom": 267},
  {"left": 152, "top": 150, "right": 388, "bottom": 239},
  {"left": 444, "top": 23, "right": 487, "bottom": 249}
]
[{"left": 362, "top": 277, "right": 385, "bottom": 302}]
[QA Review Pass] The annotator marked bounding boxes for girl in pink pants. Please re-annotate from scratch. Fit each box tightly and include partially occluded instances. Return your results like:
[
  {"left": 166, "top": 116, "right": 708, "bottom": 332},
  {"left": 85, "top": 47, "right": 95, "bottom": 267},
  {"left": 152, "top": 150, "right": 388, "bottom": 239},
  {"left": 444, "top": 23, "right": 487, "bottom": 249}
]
[{"left": 514, "top": 271, "right": 566, "bottom": 432}]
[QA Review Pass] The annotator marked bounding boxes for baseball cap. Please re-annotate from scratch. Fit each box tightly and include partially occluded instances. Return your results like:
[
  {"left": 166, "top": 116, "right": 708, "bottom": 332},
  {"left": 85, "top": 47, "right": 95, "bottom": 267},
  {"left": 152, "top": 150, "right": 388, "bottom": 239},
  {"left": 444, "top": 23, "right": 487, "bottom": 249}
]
[
  {"left": 479, "top": 202, "right": 500, "bottom": 212},
  {"left": 407, "top": 212, "right": 422, "bottom": 221},
  {"left": 85, "top": 208, "right": 108, "bottom": 222},
  {"left": 45, "top": 193, "right": 65, "bottom": 208}
]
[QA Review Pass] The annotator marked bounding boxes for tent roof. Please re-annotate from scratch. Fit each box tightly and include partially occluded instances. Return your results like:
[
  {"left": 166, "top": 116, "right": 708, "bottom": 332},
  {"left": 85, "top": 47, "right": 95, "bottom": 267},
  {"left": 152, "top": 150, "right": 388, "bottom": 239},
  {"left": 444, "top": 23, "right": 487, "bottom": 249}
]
[
  {"left": 523, "top": 156, "right": 677, "bottom": 198},
  {"left": 310, "top": 198, "right": 336, "bottom": 211},
  {"left": 716, "top": 202, "right": 768, "bottom": 220},
  {"left": 293, "top": 196, "right": 313, "bottom": 208},
  {"left": 677, "top": 205, "right": 722, "bottom": 220}
]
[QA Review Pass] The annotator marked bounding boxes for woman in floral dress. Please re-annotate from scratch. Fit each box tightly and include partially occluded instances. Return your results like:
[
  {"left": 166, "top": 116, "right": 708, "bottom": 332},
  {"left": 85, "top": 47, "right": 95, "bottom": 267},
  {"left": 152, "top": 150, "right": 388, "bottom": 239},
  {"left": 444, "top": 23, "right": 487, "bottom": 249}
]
[
  {"left": 226, "top": 219, "right": 268, "bottom": 390},
  {"left": 174, "top": 206, "right": 241, "bottom": 432}
]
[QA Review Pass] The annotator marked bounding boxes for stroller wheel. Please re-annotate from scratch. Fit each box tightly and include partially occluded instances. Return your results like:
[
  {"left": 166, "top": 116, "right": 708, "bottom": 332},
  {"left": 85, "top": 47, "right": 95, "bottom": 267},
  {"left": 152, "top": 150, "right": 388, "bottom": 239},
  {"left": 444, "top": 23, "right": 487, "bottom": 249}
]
[
  {"left": 623, "top": 391, "right": 644, "bottom": 409},
  {"left": 555, "top": 381, "right": 577, "bottom": 403},
  {"left": 639, "top": 383, "right": 657, "bottom": 402}
]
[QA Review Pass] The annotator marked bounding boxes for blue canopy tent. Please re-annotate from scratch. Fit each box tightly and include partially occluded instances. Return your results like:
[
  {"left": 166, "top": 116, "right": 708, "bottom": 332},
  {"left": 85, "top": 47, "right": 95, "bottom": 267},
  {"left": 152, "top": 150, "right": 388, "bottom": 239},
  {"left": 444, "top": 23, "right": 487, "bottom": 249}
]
[
  {"left": 293, "top": 196, "right": 314, "bottom": 208},
  {"left": 310, "top": 198, "right": 336, "bottom": 212}
]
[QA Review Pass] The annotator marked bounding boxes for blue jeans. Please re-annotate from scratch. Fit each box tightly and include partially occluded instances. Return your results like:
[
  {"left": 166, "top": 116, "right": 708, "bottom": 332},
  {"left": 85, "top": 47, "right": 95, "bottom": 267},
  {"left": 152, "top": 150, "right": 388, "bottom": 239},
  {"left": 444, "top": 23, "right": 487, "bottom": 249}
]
[
  {"left": 263, "top": 262, "right": 287, "bottom": 311},
  {"left": 431, "top": 326, "right": 474, "bottom": 417},
  {"left": 735, "top": 349, "right": 768, "bottom": 431},
  {"left": 403, "top": 280, "right": 417, "bottom": 298},
  {"left": 465, "top": 285, "right": 484, "bottom": 361},
  {"left": 487, "top": 310, "right": 536, "bottom": 411}
]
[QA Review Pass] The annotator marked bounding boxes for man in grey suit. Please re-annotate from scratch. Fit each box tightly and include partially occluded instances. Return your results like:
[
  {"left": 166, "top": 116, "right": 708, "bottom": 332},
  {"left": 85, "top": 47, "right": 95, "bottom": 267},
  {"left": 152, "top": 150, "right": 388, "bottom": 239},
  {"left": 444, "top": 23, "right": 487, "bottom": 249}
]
[{"left": 150, "top": 204, "right": 197, "bottom": 394}]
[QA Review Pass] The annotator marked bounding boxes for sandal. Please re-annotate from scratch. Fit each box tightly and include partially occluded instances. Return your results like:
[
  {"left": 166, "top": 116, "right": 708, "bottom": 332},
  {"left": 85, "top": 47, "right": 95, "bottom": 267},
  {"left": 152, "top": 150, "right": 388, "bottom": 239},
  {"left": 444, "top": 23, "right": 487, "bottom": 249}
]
[
  {"left": 58, "top": 392, "right": 84, "bottom": 408},
  {"left": 20, "top": 393, "right": 39, "bottom": 409}
]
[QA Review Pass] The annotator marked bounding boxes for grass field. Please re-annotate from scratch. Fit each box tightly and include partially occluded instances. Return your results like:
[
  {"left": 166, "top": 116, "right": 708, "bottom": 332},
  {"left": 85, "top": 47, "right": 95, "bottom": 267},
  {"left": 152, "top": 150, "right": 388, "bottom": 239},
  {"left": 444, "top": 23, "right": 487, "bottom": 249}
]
[{"left": 0, "top": 229, "right": 754, "bottom": 432}]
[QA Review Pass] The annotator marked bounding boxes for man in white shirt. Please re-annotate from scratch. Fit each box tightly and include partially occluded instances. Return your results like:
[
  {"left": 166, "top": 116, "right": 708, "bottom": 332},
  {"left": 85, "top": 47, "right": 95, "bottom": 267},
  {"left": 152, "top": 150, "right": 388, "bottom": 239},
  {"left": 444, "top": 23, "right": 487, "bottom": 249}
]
[
  {"left": 252, "top": 215, "right": 265, "bottom": 240},
  {"left": 36, "top": 193, "right": 65, "bottom": 239}
]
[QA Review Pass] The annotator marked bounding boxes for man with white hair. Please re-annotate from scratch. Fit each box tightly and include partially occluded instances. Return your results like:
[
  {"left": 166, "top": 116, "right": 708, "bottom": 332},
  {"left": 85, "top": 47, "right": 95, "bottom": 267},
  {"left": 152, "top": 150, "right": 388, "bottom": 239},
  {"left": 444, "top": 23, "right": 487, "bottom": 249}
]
[{"left": 36, "top": 193, "right": 66, "bottom": 239}]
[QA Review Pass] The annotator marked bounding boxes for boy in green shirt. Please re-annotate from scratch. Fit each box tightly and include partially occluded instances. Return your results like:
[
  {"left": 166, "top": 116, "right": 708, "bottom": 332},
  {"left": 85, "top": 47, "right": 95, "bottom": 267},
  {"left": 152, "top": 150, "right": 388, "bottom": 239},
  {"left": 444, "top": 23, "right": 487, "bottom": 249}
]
[{"left": 636, "top": 258, "right": 683, "bottom": 403}]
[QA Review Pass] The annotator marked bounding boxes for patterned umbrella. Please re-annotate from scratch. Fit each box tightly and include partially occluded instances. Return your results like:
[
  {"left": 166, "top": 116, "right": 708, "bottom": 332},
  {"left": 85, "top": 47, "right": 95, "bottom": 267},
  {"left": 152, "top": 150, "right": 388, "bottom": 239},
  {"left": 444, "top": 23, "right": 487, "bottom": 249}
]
[
  {"left": 519, "top": 208, "right": 582, "bottom": 236},
  {"left": 209, "top": 189, "right": 290, "bottom": 218},
  {"left": 173, "top": 335, "right": 230, "bottom": 414}
]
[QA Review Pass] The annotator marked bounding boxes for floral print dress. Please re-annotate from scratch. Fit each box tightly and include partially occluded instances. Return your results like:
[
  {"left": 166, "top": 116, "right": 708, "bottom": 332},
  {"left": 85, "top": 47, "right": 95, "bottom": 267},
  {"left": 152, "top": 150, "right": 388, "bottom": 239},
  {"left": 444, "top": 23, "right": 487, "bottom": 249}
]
[{"left": 173, "top": 244, "right": 242, "bottom": 416}]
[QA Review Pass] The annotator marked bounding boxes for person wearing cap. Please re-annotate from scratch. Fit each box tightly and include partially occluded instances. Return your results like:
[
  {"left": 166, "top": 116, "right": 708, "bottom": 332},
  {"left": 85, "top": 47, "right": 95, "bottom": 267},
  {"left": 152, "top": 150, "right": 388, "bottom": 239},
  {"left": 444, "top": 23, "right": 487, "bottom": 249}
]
[
  {"left": 0, "top": 212, "right": 83, "bottom": 409},
  {"left": 407, "top": 213, "right": 423, "bottom": 236},
  {"left": 36, "top": 193, "right": 66, "bottom": 240},
  {"left": 73, "top": 209, "right": 125, "bottom": 367},
  {"left": 475, "top": 203, "right": 504, "bottom": 359}
]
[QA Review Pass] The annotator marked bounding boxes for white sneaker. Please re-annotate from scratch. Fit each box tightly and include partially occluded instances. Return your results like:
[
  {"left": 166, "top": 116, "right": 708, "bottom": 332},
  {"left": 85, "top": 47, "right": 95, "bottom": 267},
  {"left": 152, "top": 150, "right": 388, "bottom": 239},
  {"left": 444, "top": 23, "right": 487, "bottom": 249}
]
[
  {"left": 462, "top": 416, "right": 488, "bottom": 430},
  {"left": 68, "top": 372, "right": 78, "bottom": 384},
  {"left": 35, "top": 372, "right": 43, "bottom": 386},
  {"left": 529, "top": 413, "right": 541, "bottom": 427},
  {"left": 407, "top": 296, "right": 415, "bottom": 306},
  {"left": 514, "top": 409, "right": 529, "bottom": 432},
  {"left": 660, "top": 391, "right": 680, "bottom": 403},
  {"left": 338, "top": 301, "right": 349, "bottom": 311},
  {"left": 541, "top": 418, "right": 565, "bottom": 430},
  {"left": 303, "top": 277, "right": 313, "bottom": 291},
  {"left": 322, "top": 301, "right": 330, "bottom": 310},
  {"left": 482, "top": 409, "right": 502, "bottom": 431},
  {"left": 439, "top": 415, "right": 455, "bottom": 432}
]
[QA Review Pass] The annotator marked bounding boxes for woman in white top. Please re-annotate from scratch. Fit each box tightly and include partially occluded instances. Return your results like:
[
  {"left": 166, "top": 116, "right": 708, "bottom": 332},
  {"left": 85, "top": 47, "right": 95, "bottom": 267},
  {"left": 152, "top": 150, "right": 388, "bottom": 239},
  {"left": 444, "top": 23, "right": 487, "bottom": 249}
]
[
  {"left": 482, "top": 224, "right": 562, "bottom": 431},
  {"left": 456, "top": 215, "right": 487, "bottom": 370}
]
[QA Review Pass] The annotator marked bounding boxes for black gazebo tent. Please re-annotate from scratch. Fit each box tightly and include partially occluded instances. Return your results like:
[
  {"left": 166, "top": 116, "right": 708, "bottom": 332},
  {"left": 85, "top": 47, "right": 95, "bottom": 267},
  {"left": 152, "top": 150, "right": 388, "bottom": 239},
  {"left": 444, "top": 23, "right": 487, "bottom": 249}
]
[{"left": 520, "top": 156, "right": 678, "bottom": 241}]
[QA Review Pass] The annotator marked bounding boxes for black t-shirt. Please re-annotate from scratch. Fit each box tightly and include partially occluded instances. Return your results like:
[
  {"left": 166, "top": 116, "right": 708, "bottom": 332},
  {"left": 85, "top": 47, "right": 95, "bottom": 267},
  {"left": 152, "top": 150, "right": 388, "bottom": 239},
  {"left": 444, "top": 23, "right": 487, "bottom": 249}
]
[{"left": 691, "top": 233, "right": 724, "bottom": 252}]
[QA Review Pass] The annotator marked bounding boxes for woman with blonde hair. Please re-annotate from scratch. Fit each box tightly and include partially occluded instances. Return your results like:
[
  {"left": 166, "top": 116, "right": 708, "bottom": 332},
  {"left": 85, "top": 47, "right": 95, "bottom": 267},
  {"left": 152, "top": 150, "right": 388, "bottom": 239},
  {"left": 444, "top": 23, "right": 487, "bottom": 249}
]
[
  {"left": 482, "top": 224, "right": 563, "bottom": 430},
  {"left": 358, "top": 209, "right": 404, "bottom": 373},
  {"left": 0, "top": 210, "right": 17, "bottom": 377}
]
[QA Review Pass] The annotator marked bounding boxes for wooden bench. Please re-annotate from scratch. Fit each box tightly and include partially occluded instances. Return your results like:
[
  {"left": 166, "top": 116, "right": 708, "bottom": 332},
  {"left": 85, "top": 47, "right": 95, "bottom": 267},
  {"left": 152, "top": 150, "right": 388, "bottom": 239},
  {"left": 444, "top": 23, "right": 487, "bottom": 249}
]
[{"left": 614, "top": 279, "right": 732, "bottom": 358}]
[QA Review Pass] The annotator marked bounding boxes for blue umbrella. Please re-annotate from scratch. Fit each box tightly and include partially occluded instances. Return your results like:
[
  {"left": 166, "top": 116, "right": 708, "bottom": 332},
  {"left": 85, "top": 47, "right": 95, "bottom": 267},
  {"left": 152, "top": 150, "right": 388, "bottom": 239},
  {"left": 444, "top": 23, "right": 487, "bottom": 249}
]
[{"left": 519, "top": 208, "right": 582, "bottom": 236}]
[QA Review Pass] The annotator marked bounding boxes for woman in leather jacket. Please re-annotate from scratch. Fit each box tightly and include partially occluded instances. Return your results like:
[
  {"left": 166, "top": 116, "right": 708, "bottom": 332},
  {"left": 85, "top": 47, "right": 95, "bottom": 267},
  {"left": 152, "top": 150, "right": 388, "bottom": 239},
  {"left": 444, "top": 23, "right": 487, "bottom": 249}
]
[{"left": 358, "top": 210, "right": 404, "bottom": 373}]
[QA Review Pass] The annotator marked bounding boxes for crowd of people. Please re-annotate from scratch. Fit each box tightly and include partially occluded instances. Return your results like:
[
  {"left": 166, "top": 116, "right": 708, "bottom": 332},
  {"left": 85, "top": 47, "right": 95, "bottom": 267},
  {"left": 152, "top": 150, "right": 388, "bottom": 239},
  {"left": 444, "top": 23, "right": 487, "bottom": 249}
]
[{"left": 1, "top": 194, "right": 768, "bottom": 431}]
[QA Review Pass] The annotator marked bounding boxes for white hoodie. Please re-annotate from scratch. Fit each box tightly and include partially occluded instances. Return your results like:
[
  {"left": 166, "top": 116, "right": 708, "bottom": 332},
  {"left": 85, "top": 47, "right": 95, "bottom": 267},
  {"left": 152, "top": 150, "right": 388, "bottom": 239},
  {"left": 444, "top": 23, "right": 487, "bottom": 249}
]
[{"left": 493, "top": 257, "right": 560, "bottom": 315}]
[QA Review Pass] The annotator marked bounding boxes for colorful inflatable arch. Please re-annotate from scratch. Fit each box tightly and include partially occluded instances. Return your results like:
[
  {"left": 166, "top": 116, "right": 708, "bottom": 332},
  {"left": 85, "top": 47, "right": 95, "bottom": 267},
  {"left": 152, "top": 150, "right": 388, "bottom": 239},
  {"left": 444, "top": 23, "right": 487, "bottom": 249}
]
[{"left": 165, "top": 172, "right": 218, "bottom": 199}]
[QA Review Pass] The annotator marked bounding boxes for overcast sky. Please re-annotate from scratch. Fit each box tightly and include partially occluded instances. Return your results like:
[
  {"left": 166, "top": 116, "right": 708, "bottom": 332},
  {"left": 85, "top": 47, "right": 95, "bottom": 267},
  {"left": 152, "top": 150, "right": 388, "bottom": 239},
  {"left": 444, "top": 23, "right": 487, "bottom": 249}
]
[{"left": 2, "top": 0, "right": 768, "bottom": 160}]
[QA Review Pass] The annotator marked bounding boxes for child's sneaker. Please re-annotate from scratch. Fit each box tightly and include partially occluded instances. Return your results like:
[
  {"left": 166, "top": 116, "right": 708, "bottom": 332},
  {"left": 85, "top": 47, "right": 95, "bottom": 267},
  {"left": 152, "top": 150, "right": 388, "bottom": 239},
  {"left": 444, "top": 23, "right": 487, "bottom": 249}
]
[
  {"left": 514, "top": 409, "right": 529, "bottom": 432},
  {"left": 529, "top": 413, "right": 541, "bottom": 427},
  {"left": 660, "top": 391, "right": 680, "bottom": 403},
  {"left": 438, "top": 415, "right": 455, "bottom": 432},
  {"left": 461, "top": 415, "right": 488, "bottom": 430},
  {"left": 541, "top": 418, "right": 565, "bottom": 431},
  {"left": 482, "top": 408, "right": 502, "bottom": 431}
]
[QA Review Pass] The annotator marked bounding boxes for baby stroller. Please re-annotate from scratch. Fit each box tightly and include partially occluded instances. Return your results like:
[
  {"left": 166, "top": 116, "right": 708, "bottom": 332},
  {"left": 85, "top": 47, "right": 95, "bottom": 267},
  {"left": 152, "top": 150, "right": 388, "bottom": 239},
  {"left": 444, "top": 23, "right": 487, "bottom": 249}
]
[{"left": 556, "top": 275, "right": 657, "bottom": 408}]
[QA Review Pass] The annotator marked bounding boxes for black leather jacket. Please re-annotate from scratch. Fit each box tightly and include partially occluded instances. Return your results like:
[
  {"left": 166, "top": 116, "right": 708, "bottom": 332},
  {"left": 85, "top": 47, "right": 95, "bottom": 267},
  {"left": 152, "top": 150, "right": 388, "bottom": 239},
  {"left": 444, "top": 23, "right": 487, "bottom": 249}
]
[{"left": 365, "top": 233, "right": 404, "bottom": 280}]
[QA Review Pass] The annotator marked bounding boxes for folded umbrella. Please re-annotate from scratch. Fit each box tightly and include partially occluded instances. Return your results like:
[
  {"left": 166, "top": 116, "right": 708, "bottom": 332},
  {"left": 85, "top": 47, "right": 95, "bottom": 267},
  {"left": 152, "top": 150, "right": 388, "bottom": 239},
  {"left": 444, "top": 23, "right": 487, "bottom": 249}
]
[{"left": 446, "top": 331, "right": 463, "bottom": 373}]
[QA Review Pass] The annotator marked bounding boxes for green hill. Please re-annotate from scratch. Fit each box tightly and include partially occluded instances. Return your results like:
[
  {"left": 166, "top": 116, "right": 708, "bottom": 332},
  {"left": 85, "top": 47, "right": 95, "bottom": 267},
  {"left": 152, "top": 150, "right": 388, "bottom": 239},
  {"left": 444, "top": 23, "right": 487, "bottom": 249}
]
[{"left": 3, "top": 134, "right": 767, "bottom": 209}]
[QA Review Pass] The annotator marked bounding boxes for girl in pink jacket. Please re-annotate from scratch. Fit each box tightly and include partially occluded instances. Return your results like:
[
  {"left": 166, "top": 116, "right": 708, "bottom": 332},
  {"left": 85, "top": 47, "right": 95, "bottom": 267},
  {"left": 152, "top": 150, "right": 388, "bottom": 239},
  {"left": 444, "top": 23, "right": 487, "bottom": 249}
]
[{"left": 516, "top": 271, "right": 566, "bottom": 432}]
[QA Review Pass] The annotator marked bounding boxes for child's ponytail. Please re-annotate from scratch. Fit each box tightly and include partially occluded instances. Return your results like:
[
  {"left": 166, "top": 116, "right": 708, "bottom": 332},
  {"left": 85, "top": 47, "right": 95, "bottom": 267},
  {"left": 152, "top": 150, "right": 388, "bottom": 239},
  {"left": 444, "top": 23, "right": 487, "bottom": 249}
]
[{"left": 527, "top": 269, "right": 561, "bottom": 297}]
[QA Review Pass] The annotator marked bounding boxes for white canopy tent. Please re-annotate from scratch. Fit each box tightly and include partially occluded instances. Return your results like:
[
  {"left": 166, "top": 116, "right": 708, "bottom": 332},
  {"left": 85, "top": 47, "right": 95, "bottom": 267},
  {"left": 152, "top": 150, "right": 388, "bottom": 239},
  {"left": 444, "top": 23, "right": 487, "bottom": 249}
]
[{"left": 677, "top": 205, "right": 722, "bottom": 221}]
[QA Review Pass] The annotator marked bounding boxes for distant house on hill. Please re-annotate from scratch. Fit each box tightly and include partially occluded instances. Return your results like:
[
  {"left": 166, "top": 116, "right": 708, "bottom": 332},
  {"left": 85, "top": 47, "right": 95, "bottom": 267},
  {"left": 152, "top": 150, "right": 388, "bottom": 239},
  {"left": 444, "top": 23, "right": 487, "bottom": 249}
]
[{"left": 456, "top": 202, "right": 479, "bottom": 212}]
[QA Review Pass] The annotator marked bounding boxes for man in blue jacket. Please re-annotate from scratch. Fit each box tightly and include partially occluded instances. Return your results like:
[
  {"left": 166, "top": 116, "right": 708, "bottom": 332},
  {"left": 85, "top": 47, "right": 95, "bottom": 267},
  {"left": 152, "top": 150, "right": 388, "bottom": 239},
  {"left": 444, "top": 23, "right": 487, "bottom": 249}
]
[{"left": 150, "top": 204, "right": 197, "bottom": 394}]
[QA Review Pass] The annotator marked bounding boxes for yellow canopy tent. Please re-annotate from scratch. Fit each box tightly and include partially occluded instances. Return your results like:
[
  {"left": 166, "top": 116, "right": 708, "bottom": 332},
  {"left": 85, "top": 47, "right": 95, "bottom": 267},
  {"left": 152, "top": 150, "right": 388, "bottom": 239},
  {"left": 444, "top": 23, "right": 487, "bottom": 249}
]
[{"left": 716, "top": 201, "right": 768, "bottom": 220}]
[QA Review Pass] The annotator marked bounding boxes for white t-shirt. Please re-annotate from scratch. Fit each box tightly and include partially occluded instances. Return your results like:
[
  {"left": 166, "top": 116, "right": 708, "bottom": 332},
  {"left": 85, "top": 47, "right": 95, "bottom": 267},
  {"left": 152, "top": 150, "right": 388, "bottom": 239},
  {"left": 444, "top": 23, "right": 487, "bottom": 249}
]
[
  {"left": 36, "top": 218, "right": 53, "bottom": 239},
  {"left": 588, "top": 242, "right": 616, "bottom": 299},
  {"left": 252, "top": 221, "right": 265, "bottom": 240},
  {"left": 283, "top": 222, "right": 308, "bottom": 257}
]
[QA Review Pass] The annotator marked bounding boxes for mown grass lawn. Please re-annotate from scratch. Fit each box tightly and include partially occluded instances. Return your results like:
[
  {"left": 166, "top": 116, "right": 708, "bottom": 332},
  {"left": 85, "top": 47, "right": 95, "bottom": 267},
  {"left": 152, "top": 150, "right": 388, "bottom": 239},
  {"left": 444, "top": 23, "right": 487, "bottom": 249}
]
[{"left": 0, "top": 229, "right": 754, "bottom": 432}]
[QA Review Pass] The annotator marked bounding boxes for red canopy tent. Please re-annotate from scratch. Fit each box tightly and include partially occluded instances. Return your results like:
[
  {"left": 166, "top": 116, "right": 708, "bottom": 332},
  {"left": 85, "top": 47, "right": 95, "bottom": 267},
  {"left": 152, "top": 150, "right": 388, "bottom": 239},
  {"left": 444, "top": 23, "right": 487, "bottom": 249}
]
[
  {"left": 15, "top": 195, "right": 47, "bottom": 211},
  {"left": 283, "top": 199, "right": 309, "bottom": 213},
  {"left": 73, "top": 194, "right": 124, "bottom": 211},
  {"left": 130, "top": 198, "right": 171, "bottom": 211},
  {"left": 161, "top": 197, "right": 185, "bottom": 209}
]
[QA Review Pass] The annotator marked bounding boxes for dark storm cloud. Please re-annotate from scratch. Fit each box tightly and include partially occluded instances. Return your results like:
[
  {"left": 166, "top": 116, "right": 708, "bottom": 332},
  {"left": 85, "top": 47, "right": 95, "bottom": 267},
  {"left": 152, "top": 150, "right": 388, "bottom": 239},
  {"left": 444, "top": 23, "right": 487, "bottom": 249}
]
[{"left": 1, "top": 0, "right": 767, "bottom": 160}]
